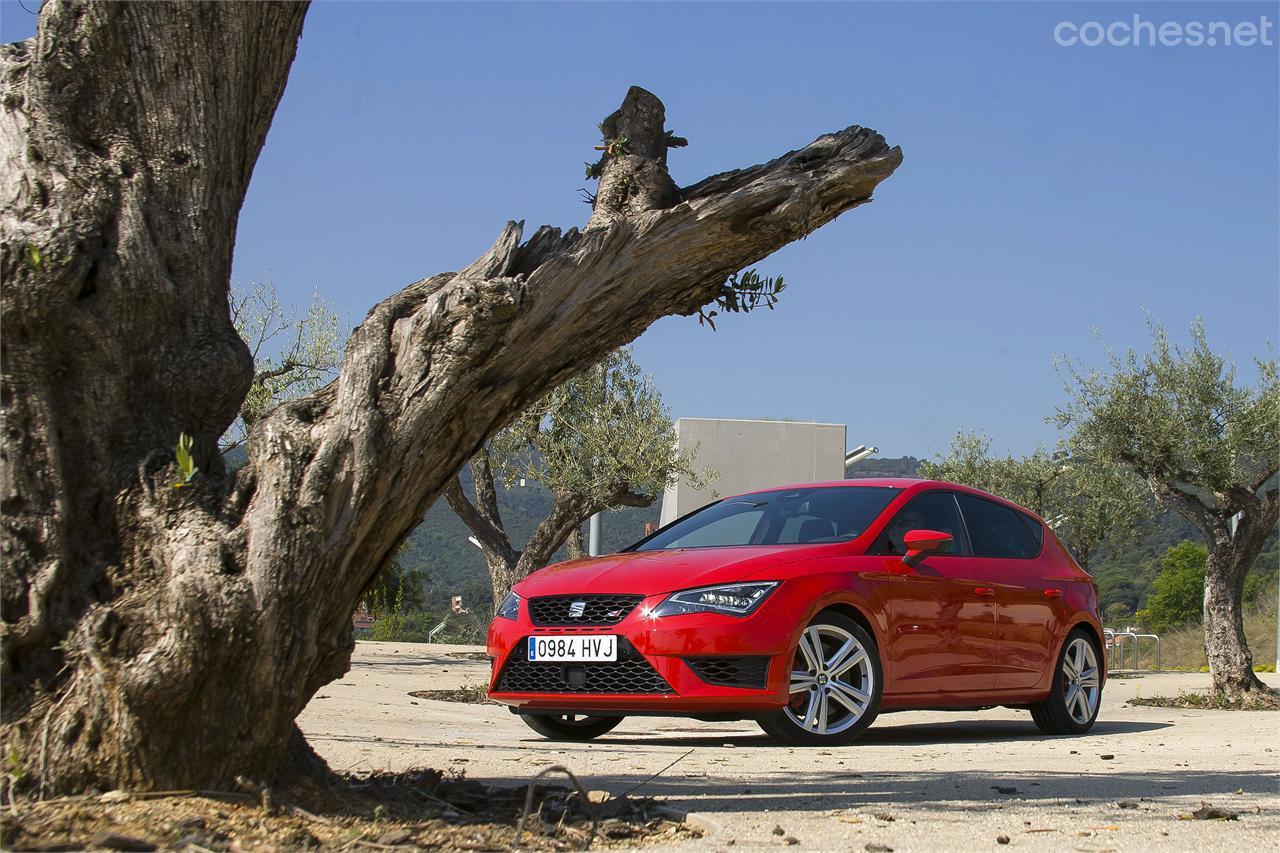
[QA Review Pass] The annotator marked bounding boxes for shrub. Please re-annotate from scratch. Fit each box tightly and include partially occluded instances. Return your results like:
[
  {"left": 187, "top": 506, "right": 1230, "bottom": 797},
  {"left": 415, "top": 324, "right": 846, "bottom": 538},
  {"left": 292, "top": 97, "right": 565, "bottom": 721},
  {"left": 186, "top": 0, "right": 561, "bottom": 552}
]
[
  {"left": 363, "top": 608, "right": 483, "bottom": 644},
  {"left": 1136, "top": 541, "right": 1206, "bottom": 633}
]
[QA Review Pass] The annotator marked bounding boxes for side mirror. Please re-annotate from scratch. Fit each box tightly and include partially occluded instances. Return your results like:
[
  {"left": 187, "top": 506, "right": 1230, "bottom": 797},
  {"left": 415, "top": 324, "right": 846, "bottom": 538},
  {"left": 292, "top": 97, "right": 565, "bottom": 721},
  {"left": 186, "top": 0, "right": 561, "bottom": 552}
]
[{"left": 902, "top": 529, "right": 953, "bottom": 568}]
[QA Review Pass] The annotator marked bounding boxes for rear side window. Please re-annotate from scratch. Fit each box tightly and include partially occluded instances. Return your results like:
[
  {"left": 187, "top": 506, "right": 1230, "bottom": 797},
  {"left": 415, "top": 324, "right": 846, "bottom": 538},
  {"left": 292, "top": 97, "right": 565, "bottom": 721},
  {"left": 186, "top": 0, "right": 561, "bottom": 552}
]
[
  {"left": 871, "top": 491, "right": 965, "bottom": 556},
  {"left": 956, "top": 494, "right": 1042, "bottom": 559}
]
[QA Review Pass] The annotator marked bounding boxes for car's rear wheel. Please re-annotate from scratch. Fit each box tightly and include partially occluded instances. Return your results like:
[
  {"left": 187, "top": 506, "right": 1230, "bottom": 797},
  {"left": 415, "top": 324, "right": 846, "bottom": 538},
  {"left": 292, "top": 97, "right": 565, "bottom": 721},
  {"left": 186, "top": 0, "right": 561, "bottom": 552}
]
[
  {"left": 1030, "top": 629, "right": 1102, "bottom": 735},
  {"left": 518, "top": 712, "right": 623, "bottom": 741},
  {"left": 758, "top": 612, "right": 882, "bottom": 745}
]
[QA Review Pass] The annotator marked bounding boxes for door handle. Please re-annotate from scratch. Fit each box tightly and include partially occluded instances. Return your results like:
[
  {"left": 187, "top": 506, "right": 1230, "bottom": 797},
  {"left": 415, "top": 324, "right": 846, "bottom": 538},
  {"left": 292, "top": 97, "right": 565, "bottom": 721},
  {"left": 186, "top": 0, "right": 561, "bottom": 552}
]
[{"left": 973, "top": 587, "right": 996, "bottom": 597}]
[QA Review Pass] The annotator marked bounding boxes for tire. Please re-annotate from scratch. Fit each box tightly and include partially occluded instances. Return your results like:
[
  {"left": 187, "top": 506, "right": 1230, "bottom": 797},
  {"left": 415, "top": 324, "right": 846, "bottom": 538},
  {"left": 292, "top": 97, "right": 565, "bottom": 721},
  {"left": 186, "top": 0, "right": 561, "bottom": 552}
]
[
  {"left": 518, "top": 713, "right": 623, "bottom": 741},
  {"left": 1031, "top": 628, "right": 1103, "bottom": 735},
  {"left": 758, "top": 611, "right": 883, "bottom": 746}
]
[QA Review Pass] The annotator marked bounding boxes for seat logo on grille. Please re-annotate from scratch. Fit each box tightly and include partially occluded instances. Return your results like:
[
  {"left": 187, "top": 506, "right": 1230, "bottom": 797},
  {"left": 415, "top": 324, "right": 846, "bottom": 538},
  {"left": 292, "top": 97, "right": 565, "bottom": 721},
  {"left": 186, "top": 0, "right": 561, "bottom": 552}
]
[{"left": 567, "top": 601, "right": 587, "bottom": 618}]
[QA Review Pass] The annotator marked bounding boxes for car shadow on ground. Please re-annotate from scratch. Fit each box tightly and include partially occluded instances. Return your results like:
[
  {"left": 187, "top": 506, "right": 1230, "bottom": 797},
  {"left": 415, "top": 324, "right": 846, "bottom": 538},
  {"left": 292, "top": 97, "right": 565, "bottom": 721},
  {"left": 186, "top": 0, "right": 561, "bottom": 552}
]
[{"left": 601, "top": 718, "right": 1171, "bottom": 748}]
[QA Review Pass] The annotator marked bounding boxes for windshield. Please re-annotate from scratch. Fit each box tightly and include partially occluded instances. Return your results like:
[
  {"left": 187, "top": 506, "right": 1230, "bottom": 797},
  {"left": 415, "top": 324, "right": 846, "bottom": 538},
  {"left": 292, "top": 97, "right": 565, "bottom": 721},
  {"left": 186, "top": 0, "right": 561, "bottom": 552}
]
[{"left": 629, "top": 486, "right": 902, "bottom": 551}]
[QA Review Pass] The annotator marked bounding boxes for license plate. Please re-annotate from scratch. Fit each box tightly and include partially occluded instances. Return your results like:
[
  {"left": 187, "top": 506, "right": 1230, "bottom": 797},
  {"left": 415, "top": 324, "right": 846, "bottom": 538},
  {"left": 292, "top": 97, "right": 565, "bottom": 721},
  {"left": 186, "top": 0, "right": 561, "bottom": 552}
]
[{"left": 527, "top": 635, "right": 617, "bottom": 662}]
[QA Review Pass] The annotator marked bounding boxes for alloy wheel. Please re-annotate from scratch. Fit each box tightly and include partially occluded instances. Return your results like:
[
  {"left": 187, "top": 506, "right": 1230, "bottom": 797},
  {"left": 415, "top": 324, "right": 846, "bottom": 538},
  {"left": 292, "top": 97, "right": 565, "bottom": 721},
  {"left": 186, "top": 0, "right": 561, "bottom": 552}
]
[
  {"left": 784, "top": 624, "right": 875, "bottom": 735},
  {"left": 1061, "top": 636, "right": 1101, "bottom": 724}
]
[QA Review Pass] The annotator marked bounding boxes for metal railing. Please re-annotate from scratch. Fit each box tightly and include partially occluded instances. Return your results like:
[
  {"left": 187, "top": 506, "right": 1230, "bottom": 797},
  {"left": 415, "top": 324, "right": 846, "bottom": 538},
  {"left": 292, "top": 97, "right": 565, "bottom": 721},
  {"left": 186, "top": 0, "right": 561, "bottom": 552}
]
[
  {"left": 1104, "top": 628, "right": 1161, "bottom": 672},
  {"left": 427, "top": 615, "right": 452, "bottom": 642}
]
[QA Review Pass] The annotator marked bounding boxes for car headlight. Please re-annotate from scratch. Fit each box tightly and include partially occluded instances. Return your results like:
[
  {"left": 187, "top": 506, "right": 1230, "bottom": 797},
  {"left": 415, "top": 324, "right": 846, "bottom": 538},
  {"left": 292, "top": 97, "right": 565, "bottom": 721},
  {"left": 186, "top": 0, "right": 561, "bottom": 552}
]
[
  {"left": 496, "top": 591, "right": 520, "bottom": 620},
  {"left": 650, "top": 582, "right": 777, "bottom": 617}
]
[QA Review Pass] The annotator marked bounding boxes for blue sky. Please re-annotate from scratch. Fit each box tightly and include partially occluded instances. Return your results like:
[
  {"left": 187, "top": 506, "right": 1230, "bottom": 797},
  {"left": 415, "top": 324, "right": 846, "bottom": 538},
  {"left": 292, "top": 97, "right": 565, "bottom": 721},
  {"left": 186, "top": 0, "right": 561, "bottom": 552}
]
[{"left": 4, "top": 1, "right": 1277, "bottom": 459}]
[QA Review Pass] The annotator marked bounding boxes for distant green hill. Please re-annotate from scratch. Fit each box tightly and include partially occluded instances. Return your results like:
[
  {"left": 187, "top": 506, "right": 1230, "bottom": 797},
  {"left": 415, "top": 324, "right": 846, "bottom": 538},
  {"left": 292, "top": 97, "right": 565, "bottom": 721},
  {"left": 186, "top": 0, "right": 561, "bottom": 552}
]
[{"left": 845, "top": 455, "right": 925, "bottom": 480}]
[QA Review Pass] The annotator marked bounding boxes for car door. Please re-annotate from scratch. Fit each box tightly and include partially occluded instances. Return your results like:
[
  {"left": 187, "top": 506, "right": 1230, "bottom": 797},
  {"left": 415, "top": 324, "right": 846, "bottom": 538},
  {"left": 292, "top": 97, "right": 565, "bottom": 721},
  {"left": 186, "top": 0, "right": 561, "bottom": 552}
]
[
  {"left": 954, "top": 493, "right": 1056, "bottom": 690},
  {"left": 870, "top": 490, "right": 998, "bottom": 694}
]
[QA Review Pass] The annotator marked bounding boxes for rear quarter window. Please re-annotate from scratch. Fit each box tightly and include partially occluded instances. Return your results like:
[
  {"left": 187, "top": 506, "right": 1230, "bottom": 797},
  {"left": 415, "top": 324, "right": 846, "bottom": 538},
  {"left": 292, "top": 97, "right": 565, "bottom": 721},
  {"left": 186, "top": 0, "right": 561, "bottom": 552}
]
[{"left": 956, "top": 494, "right": 1042, "bottom": 559}]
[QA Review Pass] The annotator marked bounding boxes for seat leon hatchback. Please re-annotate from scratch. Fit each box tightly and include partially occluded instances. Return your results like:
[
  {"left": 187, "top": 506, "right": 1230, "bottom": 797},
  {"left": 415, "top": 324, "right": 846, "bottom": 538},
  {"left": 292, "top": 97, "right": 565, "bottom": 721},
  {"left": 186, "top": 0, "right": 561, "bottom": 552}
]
[{"left": 487, "top": 479, "right": 1105, "bottom": 745}]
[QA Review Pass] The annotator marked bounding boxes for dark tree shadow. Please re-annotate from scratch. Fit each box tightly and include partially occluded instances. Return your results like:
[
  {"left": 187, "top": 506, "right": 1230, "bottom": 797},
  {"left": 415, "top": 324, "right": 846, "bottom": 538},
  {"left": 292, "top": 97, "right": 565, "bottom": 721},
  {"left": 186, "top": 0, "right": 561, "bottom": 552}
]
[{"left": 600, "top": 717, "right": 1171, "bottom": 748}]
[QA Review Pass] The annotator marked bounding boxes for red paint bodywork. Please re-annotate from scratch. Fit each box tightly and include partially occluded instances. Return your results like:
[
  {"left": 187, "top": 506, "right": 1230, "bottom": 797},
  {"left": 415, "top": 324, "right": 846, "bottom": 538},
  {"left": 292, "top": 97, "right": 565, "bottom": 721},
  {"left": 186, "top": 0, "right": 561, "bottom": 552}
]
[{"left": 487, "top": 479, "right": 1105, "bottom": 716}]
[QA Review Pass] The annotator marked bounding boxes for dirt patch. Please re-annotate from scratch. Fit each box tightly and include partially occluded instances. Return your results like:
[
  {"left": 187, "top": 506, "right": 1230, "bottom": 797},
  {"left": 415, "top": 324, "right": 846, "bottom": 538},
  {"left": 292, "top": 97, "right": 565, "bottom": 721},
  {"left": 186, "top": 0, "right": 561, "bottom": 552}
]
[
  {"left": 409, "top": 685, "right": 494, "bottom": 704},
  {"left": 1128, "top": 690, "right": 1280, "bottom": 711},
  {"left": 446, "top": 652, "right": 491, "bottom": 662},
  {"left": 0, "top": 770, "right": 699, "bottom": 851}
]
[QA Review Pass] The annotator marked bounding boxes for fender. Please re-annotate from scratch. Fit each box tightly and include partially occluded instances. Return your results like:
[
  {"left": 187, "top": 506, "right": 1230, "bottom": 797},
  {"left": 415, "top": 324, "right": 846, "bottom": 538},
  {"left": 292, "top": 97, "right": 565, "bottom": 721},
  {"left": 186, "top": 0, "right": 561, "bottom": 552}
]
[
  {"left": 1024, "top": 614, "right": 1106, "bottom": 696},
  {"left": 776, "top": 568, "right": 892, "bottom": 684}
]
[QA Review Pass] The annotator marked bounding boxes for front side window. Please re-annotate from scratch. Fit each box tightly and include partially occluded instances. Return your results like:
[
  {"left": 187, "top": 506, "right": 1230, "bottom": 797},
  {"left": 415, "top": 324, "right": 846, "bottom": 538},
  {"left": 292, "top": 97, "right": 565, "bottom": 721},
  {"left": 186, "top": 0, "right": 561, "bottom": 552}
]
[
  {"left": 871, "top": 490, "right": 965, "bottom": 556},
  {"left": 630, "top": 487, "right": 901, "bottom": 551},
  {"left": 956, "top": 494, "right": 1042, "bottom": 559},
  {"left": 658, "top": 508, "right": 766, "bottom": 549}
]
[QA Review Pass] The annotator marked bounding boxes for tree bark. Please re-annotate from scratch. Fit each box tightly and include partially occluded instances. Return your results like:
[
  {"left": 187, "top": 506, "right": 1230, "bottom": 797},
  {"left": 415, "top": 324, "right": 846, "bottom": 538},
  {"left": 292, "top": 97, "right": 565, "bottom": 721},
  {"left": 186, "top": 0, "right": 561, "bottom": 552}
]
[
  {"left": 444, "top": 458, "right": 520, "bottom": 614},
  {"left": 2, "top": 5, "right": 901, "bottom": 792},
  {"left": 1202, "top": 549, "right": 1264, "bottom": 696},
  {"left": 1200, "top": 494, "right": 1276, "bottom": 696},
  {"left": 565, "top": 526, "right": 587, "bottom": 560},
  {"left": 1150, "top": 480, "right": 1277, "bottom": 697},
  {"left": 447, "top": 460, "right": 653, "bottom": 614},
  {"left": 2, "top": 0, "right": 310, "bottom": 792}
]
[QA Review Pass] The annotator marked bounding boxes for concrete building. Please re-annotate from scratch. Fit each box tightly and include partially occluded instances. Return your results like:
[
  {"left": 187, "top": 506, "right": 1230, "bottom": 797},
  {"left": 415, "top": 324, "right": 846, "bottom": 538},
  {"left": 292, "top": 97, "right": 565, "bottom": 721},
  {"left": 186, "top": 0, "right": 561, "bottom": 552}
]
[{"left": 658, "top": 418, "right": 847, "bottom": 525}]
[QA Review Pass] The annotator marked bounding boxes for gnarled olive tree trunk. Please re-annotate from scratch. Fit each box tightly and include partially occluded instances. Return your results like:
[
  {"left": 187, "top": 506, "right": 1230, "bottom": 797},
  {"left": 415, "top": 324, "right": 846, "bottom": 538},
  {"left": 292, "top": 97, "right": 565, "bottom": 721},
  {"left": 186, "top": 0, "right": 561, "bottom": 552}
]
[
  {"left": 1, "top": 1, "right": 901, "bottom": 792},
  {"left": 1149, "top": 480, "right": 1277, "bottom": 697}
]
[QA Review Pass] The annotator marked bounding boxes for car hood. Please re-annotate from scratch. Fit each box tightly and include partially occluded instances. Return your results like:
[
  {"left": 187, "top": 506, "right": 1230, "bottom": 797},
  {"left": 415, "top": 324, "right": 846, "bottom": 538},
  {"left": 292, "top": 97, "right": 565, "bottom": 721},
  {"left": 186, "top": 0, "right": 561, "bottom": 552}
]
[{"left": 512, "top": 546, "right": 827, "bottom": 599}]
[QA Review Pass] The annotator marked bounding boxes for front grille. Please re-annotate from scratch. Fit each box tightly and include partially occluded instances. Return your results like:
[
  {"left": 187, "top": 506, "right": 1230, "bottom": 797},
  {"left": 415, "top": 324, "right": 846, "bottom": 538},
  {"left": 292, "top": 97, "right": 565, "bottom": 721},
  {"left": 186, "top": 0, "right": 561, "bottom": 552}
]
[
  {"left": 528, "top": 594, "right": 644, "bottom": 627},
  {"left": 685, "top": 656, "right": 771, "bottom": 689},
  {"left": 496, "top": 637, "right": 673, "bottom": 694}
]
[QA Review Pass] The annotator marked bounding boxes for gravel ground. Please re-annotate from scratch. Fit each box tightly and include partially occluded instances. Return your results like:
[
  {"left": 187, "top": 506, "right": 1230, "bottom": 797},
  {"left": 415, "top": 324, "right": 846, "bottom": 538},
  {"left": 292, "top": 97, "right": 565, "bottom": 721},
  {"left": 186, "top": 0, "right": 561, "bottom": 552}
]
[{"left": 298, "top": 642, "right": 1280, "bottom": 851}]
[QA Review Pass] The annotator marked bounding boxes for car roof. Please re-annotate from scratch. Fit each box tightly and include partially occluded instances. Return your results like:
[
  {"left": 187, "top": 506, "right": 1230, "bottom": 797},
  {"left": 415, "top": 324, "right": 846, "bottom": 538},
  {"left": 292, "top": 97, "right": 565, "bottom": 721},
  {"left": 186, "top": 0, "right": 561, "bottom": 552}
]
[{"left": 726, "top": 479, "right": 1044, "bottom": 522}]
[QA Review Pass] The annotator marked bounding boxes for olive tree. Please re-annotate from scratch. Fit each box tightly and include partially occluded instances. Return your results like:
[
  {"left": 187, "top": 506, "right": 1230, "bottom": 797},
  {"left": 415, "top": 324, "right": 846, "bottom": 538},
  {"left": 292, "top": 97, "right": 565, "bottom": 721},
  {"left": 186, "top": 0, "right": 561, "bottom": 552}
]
[
  {"left": 0, "top": 1, "right": 901, "bottom": 792},
  {"left": 1056, "top": 320, "right": 1278, "bottom": 697},
  {"left": 446, "top": 349, "right": 705, "bottom": 611},
  {"left": 920, "top": 430, "right": 1147, "bottom": 570},
  {"left": 223, "top": 281, "right": 343, "bottom": 453}
]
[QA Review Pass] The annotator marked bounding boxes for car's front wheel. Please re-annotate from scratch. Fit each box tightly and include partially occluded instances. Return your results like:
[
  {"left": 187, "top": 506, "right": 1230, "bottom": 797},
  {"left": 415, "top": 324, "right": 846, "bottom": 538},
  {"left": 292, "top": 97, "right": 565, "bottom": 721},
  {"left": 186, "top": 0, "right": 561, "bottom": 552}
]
[
  {"left": 758, "top": 612, "right": 883, "bottom": 745},
  {"left": 1030, "top": 629, "right": 1102, "bottom": 735},
  {"left": 518, "top": 712, "right": 623, "bottom": 741}
]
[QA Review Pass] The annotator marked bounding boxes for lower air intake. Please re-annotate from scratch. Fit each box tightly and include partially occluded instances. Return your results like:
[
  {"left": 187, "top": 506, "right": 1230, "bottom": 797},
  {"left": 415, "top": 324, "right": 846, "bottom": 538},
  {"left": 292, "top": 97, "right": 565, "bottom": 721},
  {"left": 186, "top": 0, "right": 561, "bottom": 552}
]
[{"left": 684, "top": 656, "right": 771, "bottom": 689}]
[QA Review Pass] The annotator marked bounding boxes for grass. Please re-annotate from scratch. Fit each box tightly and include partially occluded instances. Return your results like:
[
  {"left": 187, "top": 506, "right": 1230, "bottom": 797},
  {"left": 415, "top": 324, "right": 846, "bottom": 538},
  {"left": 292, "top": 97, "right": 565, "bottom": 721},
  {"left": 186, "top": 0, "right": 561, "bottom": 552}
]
[
  {"left": 1134, "top": 602, "right": 1277, "bottom": 672},
  {"left": 408, "top": 684, "right": 495, "bottom": 704},
  {"left": 1128, "top": 690, "right": 1280, "bottom": 711}
]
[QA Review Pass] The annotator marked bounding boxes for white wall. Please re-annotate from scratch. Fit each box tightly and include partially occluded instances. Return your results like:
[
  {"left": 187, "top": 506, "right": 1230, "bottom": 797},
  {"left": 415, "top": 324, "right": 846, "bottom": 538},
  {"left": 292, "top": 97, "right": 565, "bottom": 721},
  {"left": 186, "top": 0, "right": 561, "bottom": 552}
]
[{"left": 659, "top": 418, "right": 847, "bottom": 525}]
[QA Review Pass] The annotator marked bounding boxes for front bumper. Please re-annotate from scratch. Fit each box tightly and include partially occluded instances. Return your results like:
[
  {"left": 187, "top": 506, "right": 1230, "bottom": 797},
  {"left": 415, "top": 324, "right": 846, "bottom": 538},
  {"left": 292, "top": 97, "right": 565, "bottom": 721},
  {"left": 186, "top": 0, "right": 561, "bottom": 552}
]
[{"left": 487, "top": 592, "right": 796, "bottom": 714}]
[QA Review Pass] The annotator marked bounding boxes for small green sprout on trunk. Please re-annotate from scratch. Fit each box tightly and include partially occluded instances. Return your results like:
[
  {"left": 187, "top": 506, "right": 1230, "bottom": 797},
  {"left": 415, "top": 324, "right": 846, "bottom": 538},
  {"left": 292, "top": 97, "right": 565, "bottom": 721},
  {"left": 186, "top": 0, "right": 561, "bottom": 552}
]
[{"left": 172, "top": 433, "right": 199, "bottom": 488}]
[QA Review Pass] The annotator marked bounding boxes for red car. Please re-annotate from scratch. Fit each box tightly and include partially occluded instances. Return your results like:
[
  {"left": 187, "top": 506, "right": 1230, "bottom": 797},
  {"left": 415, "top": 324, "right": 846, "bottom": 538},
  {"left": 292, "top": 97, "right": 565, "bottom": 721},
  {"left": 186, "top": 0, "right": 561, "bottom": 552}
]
[{"left": 487, "top": 479, "right": 1105, "bottom": 745}]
